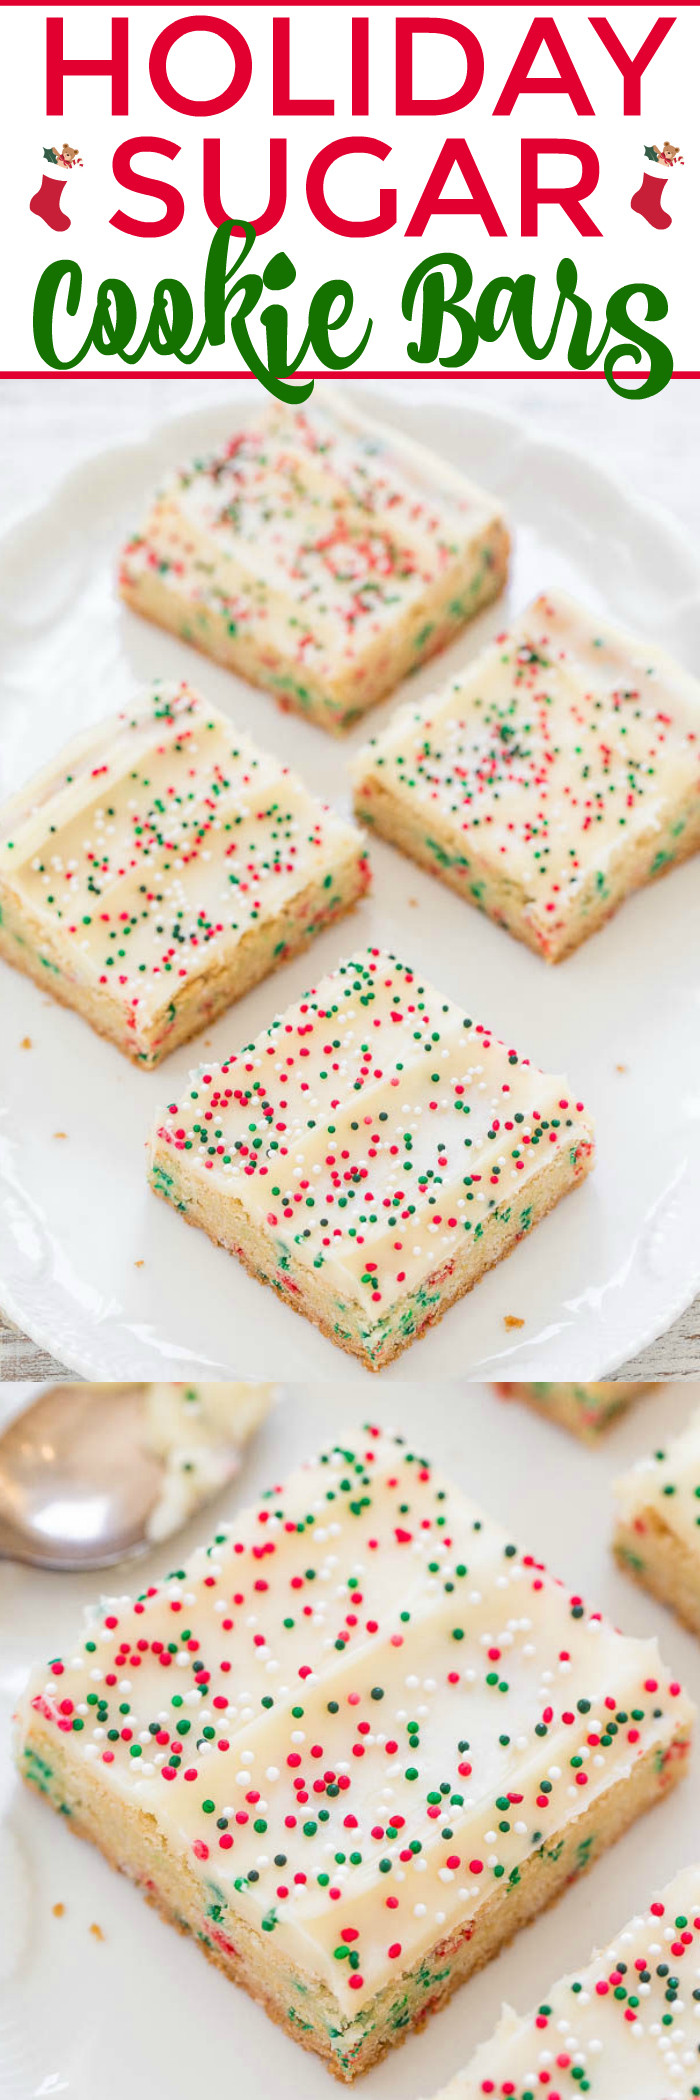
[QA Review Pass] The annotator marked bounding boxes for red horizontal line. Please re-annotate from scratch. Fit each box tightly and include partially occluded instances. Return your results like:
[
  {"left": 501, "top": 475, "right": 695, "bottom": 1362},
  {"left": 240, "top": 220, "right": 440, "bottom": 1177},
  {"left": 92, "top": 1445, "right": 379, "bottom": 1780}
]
[
  {"left": 1, "top": 368, "right": 697, "bottom": 380},
  {"left": 9, "top": 1, "right": 700, "bottom": 8}
]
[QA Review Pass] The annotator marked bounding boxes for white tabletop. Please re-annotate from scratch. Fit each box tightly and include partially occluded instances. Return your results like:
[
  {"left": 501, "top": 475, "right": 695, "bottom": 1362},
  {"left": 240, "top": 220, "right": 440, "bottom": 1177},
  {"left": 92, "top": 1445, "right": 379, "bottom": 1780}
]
[{"left": 1, "top": 374, "right": 698, "bottom": 1382}]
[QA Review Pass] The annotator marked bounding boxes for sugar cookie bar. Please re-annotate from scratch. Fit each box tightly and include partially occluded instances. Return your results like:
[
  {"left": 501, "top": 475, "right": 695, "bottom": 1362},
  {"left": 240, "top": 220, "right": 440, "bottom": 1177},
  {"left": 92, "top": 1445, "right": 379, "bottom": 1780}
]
[
  {"left": 148, "top": 947, "right": 595, "bottom": 1370},
  {"left": 496, "top": 1381, "right": 653, "bottom": 1444},
  {"left": 614, "top": 1409, "right": 700, "bottom": 1635},
  {"left": 16, "top": 1426, "right": 693, "bottom": 2082},
  {"left": 143, "top": 1380, "right": 274, "bottom": 1542},
  {"left": 119, "top": 397, "right": 509, "bottom": 735},
  {"left": 0, "top": 682, "right": 369, "bottom": 1067},
  {"left": 352, "top": 590, "right": 700, "bottom": 960},
  {"left": 427, "top": 1863, "right": 700, "bottom": 2100},
  {"left": 146, "top": 1380, "right": 273, "bottom": 1459}
]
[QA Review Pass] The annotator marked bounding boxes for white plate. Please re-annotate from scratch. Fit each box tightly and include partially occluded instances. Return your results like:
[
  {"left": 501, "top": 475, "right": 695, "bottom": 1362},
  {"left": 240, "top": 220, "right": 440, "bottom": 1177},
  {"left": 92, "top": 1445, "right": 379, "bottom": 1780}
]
[
  {"left": 1, "top": 386, "right": 699, "bottom": 1383},
  {"left": 3, "top": 1378, "right": 700, "bottom": 2100}
]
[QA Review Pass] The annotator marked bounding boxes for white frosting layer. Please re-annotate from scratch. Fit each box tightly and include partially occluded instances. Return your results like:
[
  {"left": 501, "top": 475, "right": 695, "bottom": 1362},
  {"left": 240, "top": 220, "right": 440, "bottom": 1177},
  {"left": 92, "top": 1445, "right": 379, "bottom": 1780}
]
[
  {"left": 432, "top": 1863, "right": 700, "bottom": 2099},
  {"left": 151, "top": 947, "right": 593, "bottom": 1320},
  {"left": 20, "top": 1429, "right": 692, "bottom": 2014}
]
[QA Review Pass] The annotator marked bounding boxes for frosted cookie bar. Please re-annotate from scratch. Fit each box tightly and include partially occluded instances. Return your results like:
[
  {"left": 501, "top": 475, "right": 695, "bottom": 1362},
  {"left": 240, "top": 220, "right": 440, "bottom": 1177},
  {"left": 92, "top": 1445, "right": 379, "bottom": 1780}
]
[
  {"left": 0, "top": 682, "right": 369, "bottom": 1067},
  {"left": 148, "top": 947, "right": 595, "bottom": 1371},
  {"left": 119, "top": 397, "right": 509, "bottom": 735},
  {"left": 352, "top": 590, "right": 700, "bottom": 960},
  {"left": 16, "top": 1426, "right": 693, "bottom": 2082},
  {"left": 614, "top": 1409, "right": 700, "bottom": 1635},
  {"left": 497, "top": 1382, "right": 653, "bottom": 1444},
  {"left": 144, "top": 1380, "right": 274, "bottom": 1542},
  {"left": 427, "top": 1863, "right": 700, "bottom": 2099},
  {"left": 146, "top": 1380, "right": 273, "bottom": 1458}
]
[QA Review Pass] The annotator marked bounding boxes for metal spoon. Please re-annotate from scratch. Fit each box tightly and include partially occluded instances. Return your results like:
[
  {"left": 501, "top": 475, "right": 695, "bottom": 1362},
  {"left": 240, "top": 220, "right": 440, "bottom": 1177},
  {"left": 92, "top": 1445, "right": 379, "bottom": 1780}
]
[{"left": 0, "top": 1384, "right": 241, "bottom": 1572}]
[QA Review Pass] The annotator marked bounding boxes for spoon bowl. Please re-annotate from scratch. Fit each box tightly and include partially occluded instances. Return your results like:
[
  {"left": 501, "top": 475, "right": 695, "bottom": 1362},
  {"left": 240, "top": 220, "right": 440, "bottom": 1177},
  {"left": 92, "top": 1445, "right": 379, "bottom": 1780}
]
[{"left": 0, "top": 1384, "right": 236, "bottom": 1570}]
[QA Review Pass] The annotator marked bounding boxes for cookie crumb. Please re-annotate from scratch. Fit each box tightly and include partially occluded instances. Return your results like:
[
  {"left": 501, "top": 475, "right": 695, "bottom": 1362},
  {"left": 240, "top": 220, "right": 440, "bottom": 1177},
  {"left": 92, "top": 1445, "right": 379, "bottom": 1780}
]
[
  {"left": 20, "top": 1036, "right": 32, "bottom": 1050},
  {"left": 53, "top": 1131, "right": 67, "bottom": 1140},
  {"left": 504, "top": 1314, "right": 525, "bottom": 1330},
  {"left": 134, "top": 1259, "right": 144, "bottom": 1268},
  {"left": 89, "top": 1922, "right": 104, "bottom": 1941},
  {"left": 408, "top": 898, "right": 418, "bottom": 908},
  {"left": 616, "top": 1063, "right": 628, "bottom": 1073},
  {"left": 52, "top": 1901, "right": 65, "bottom": 1918}
]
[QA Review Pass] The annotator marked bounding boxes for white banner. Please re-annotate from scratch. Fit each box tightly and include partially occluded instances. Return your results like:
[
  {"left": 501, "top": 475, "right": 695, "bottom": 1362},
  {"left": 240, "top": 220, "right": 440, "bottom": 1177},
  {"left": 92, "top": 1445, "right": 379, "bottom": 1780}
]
[{"left": 3, "top": 5, "right": 698, "bottom": 389}]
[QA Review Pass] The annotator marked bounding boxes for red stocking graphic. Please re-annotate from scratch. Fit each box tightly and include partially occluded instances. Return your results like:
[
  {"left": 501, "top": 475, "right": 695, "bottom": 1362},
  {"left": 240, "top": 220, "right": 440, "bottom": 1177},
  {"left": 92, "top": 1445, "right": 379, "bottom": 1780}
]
[
  {"left": 30, "top": 173, "right": 70, "bottom": 232},
  {"left": 631, "top": 170, "right": 672, "bottom": 230}
]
